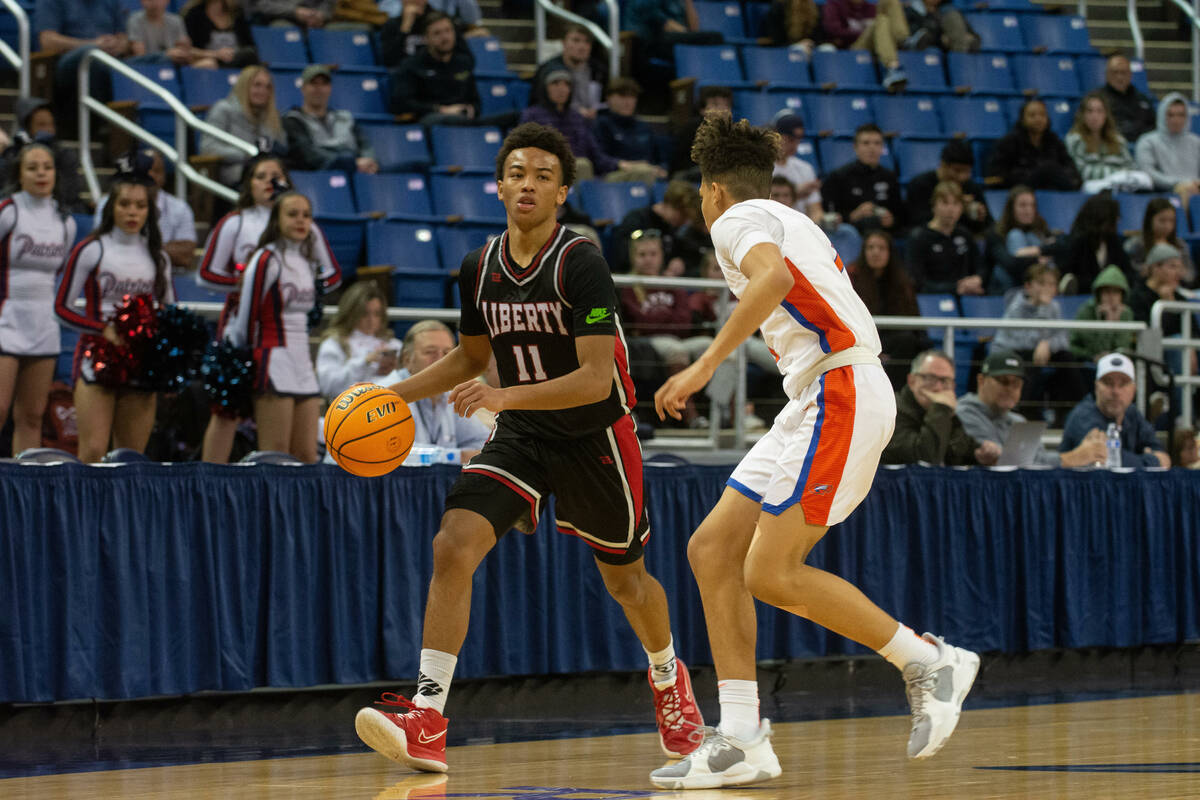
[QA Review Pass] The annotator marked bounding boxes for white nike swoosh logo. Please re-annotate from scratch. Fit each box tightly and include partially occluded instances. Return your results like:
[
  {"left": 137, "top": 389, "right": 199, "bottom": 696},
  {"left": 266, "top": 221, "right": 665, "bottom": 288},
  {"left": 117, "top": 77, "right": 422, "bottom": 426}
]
[{"left": 417, "top": 729, "right": 446, "bottom": 744}]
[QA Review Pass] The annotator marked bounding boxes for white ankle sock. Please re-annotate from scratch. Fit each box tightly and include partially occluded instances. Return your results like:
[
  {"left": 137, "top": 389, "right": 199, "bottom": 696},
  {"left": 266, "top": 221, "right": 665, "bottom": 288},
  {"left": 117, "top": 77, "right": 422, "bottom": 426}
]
[
  {"left": 717, "top": 679, "right": 760, "bottom": 741},
  {"left": 412, "top": 648, "right": 457, "bottom": 715},
  {"left": 645, "top": 637, "right": 678, "bottom": 689},
  {"left": 877, "top": 623, "right": 939, "bottom": 670}
]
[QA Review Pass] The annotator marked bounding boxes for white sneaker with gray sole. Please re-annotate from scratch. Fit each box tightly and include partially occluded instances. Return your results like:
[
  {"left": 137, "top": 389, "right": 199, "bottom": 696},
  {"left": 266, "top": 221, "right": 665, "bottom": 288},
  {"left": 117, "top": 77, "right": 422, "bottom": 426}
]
[
  {"left": 904, "top": 633, "right": 980, "bottom": 759},
  {"left": 649, "top": 720, "right": 782, "bottom": 789}
]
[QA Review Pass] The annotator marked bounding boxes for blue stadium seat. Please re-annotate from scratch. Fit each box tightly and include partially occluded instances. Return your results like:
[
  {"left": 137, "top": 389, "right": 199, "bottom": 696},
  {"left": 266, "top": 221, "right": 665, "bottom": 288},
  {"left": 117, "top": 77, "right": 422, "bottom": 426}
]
[
  {"left": 1074, "top": 54, "right": 1152, "bottom": 95},
  {"left": 1035, "top": 190, "right": 1088, "bottom": 233},
  {"left": 331, "top": 73, "right": 390, "bottom": 120},
  {"left": 477, "top": 79, "right": 517, "bottom": 116},
  {"left": 359, "top": 123, "right": 431, "bottom": 172},
  {"left": 1011, "top": 54, "right": 1081, "bottom": 98},
  {"left": 315, "top": 218, "right": 364, "bottom": 281},
  {"left": 55, "top": 328, "right": 78, "bottom": 383},
  {"left": 959, "top": 295, "right": 1007, "bottom": 342},
  {"left": 694, "top": 1, "right": 749, "bottom": 41},
  {"left": 734, "top": 89, "right": 782, "bottom": 126},
  {"left": 817, "top": 137, "right": 894, "bottom": 174},
  {"left": 895, "top": 139, "right": 946, "bottom": 184},
  {"left": 1041, "top": 97, "right": 1076, "bottom": 137},
  {"left": 1020, "top": 14, "right": 1094, "bottom": 55},
  {"left": 896, "top": 50, "right": 951, "bottom": 94},
  {"left": 740, "top": 46, "right": 813, "bottom": 89},
  {"left": 965, "top": 12, "right": 1026, "bottom": 52},
  {"left": 810, "top": 50, "right": 878, "bottom": 92},
  {"left": 289, "top": 170, "right": 358, "bottom": 216},
  {"left": 971, "top": 0, "right": 1036, "bottom": 9},
  {"left": 174, "top": 280, "right": 229, "bottom": 304},
  {"left": 763, "top": 89, "right": 814, "bottom": 129},
  {"left": 576, "top": 180, "right": 654, "bottom": 225},
  {"left": 1116, "top": 193, "right": 1187, "bottom": 237},
  {"left": 366, "top": 219, "right": 440, "bottom": 270},
  {"left": 72, "top": 213, "right": 93, "bottom": 245},
  {"left": 940, "top": 95, "right": 1010, "bottom": 138},
  {"left": 916, "top": 293, "right": 962, "bottom": 349},
  {"left": 946, "top": 52, "right": 1018, "bottom": 96},
  {"left": 111, "top": 63, "right": 181, "bottom": 106},
  {"left": 807, "top": 93, "right": 874, "bottom": 137},
  {"left": 429, "top": 175, "right": 506, "bottom": 224},
  {"left": 1057, "top": 294, "right": 1090, "bottom": 319},
  {"left": 507, "top": 79, "right": 530, "bottom": 109},
  {"left": 354, "top": 173, "right": 436, "bottom": 220},
  {"left": 744, "top": 1, "right": 771, "bottom": 38},
  {"left": 984, "top": 188, "right": 1009, "bottom": 220},
  {"left": 430, "top": 125, "right": 504, "bottom": 173},
  {"left": 435, "top": 224, "right": 504, "bottom": 273},
  {"left": 466, "top": 36, "right": 515, "bottom": 78},
  {"left": 307, "top": 29, "right": 383, "bottom": 72},
  {"left": 873, "top": 94, "right": 943, "bottom": 139},
  {"left": 180, "top": 67, "right": 239, "bottom": 109},
  {"left": 250, "top": 25, "right": 309, "bottom": 69},
  {"left": 673, "top": 44, "right": 753, "bottom": 87},
  {"left": 273, "top": 69, "right": 304, "bottom": 111}
]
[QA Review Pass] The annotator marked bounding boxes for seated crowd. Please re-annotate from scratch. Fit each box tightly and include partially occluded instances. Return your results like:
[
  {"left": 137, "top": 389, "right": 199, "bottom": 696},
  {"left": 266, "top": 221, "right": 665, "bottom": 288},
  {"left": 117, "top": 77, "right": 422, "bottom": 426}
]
[{"left": 5, "top": 0, "right": 1198, "bottom": 468}]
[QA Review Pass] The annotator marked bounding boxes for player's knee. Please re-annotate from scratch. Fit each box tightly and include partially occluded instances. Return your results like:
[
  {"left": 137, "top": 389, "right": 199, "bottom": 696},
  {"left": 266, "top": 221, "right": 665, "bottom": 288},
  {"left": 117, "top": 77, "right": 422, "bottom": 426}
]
[
  {"left": 600, "top": 567, "right": 645, "bottom": 606},
  {"left": 743, "top": 550, "right": 783, "bottom": 605},
  {"left": 687, "top": 526, "right": 725, "bottom": 578}
]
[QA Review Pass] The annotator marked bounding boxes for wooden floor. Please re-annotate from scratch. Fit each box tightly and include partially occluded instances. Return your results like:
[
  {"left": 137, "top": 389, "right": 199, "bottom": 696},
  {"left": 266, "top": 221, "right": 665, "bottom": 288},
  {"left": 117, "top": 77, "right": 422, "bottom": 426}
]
[{"left": 3, "top": 693, "right": 1198, "bottom": 799}]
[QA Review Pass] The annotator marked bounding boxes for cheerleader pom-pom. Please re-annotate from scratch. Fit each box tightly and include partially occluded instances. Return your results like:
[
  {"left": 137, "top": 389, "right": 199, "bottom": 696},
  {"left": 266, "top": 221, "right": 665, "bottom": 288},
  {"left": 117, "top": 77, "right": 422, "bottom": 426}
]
[
  {"left": 82, "top": 334, "right": 137, "bottom": 387},
  {"left": 144, "top": 304, "right": 211, "bottom": 392},
  {"left": 200, "top": 341, "right": 256, "bottom": 419},
  {"left": 111, "top": 293, "right": 159, "bottom": 349}
]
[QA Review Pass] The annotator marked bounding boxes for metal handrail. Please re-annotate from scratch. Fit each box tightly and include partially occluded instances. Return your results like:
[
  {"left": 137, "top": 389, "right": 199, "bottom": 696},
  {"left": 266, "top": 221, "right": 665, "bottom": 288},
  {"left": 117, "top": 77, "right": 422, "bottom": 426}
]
[
  {"left": 1148, "top": 299, "right": 1200, "bottom": 426},
  {"left": 1126, "top": 0, "right": 1145, "bottom": 63},
  {"left": 0, "top": 0, "right": 30, "bottom": 97},
  {"left": 533, "top": 0, "right": 619, "bottom": 80},
  {"left": 1164, "top": 0, "right": 1200, "bottom": 102},
  {"left": 77, "top": 49, "right": 257, "bottom": 204}
]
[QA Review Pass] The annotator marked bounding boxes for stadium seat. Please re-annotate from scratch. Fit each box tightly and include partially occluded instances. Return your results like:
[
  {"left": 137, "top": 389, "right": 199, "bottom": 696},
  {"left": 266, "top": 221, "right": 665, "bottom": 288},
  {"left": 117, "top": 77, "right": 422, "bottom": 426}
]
[
  {"left": 289, "top": 170, "right": 358, "bottom": 216},
  {"left": 174, "top": 280, "right": 229, "bottom": 304},
  {"left": 694, "top": 1, "right": 749, "bottom": 41},
  {"left": 807, "top": 94, "right": 874, "bottom": 137},
  {"left": 673, "top": 44, "right": 753, "bottom": 88},
  {"left": 430, "top": 125, "right": 504, "bottom": 173},
  {"left": 1116, "top": 193, "right": 1187, "bottom": 237},
  {"left": 507, "top": 79, "right": 530, "bottom": 109},
  {"left": 109, "top": 64, "right": 181, "bottom": 144},
  {"left": 466, "top": 36, "right": 515, "bottom": 78},
  {"left": 984, "top": 188, "right": 1010, "bottom": 220},
  {"left": 817, "top": 137, "right": 894, "bottom": 174},
  {"left": 743, "top": 1, "right": 771, "bottom": 38},
  {"left": 576, "top": 180, "right": 653, "bottom": 226},
  {"left": 366, "top": 218, "right": 440, "bottom": 270},
  {"left": 916, "top": 293, "right": 962, "bottom": 350},
  {"left": 354, "top": 173, "right": 436, "bottom": 220},
  {"left": 435, "top": 224, "right": 504, "bottom": 273},
  {"left": 810, "top": 50, "right": 878, "bottom": 92},
  {"left": 959, "top": 295, "right": 1008, "bottom": 342},
  {"left": 873, "top": 94, "right": 943, "bottom": 139},
  {"left": 894, "top": 139, "right": 946, "bottom": 184},
  {"left": 946, "top": 53, "right": 1019, "bottom": 96},
  {"left": 180, "top": 67, "right": 239, "bottom": 109},
  {"left": 72, "top": 213, "right": 93, "bottom": 245},
  {"left": 1035, "top": 190, "right": 1088, "bottom": 233},
  {"left": 477, "top": 79, "right": 517, "bottom": 117},
  {"left": 1057, "top": 294, "right": 1090, "bottom": 319},
  {"left": 734, "top": 89, "right": 780, "bottom": 126},
  {"left": 1011, "top": 54, "right": 1081, "bottom": 98},
  {"left": 763, "top": 89, "right": 814, "bottom": 128},
  {"left": 740, "top": 46, "right": 813, "bottom": 89},
  {"left": 1074, "top": 54, "right": 1151, "bottom": 96},
  {"left": 250, "top": 25, "right": 309, "bottom": 69},
  {"left": 896, "top": 50, "right": 951, "bottom": 94},
  {"left": 273, "top": 69, "right": 304, "bottom": 111},
  {"left": 429, "top": 174, "right": 506, "bottom": 224},
  {"left": 940, "top": 96, "right": 1010, "bottom": 139},
  {"left": 331, "top": 73, "right": 390, "bottom": 120},
  {"left": 1019, "top": 14, "right": 1094, "bottom": 55},
  {"left": 965, "top": 13, "right": 1026, "bottom": 52},
  {"left": 1041, "top": 97, "right": 1076, "bottom": 137},
  {"left": 359, "top": 123, "right": 431, "bottom": 172},
  {"left": 307, "top": 29, "right": 383, "bottom": 72}
]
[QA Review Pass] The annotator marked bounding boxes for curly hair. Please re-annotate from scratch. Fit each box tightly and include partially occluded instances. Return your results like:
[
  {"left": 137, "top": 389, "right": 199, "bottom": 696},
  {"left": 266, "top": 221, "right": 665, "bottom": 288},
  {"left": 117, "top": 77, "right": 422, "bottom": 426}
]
[
  {"left": 689, "top": 112, "right": 779, "bottom": 201},
  {"left": 494, "top": 122, "right": 576, "bottom": 188}
]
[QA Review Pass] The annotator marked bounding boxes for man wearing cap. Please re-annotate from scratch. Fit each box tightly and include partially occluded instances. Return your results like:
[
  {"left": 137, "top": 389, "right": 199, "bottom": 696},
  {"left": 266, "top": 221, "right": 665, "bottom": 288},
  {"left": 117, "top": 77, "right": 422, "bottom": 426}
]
[
  {"left": 772, "top": 113, "right": 823, "bottom": 220},
  {"left": 530, "top": 24, "right": 608, "bottom": 119},
  {"left": 1129, "top": 243, "right": 1188, "bottom": 337},
  {"left": 1060, "top": 353, "right": 1169, "bottom": 467},
  {"left": 594, "top": 79, "right": 669, "bottom": 176},
  {"left": 903, "top": 140, "right": 991, "bottom": 236},
  {"left": 881, "top": 349, "right": 1001, "bottom": 465},
  {"left": 283, "top": 64, "right": 379, "bottom": 173},
  {"left": 957, "top": 350, "right": 1107, "bottom": 467}
]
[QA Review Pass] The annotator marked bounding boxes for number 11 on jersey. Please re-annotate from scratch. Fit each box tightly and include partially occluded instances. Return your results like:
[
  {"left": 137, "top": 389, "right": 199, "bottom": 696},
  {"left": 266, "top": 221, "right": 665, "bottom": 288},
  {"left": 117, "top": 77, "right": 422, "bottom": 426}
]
[{"left": 512, "top": 344, "right": 547, "bottom": 382}]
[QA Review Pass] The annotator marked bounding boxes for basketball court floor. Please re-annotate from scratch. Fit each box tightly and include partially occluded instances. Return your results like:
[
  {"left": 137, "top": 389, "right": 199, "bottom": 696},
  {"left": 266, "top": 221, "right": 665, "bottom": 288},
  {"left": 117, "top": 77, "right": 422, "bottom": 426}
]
[{"left": 3, "top": 646, "right": 1198, "bottom": 799}]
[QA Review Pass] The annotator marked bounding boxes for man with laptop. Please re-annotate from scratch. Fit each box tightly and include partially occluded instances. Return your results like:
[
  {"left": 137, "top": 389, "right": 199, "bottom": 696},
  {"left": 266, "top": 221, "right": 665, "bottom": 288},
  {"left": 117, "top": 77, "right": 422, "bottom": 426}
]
[{"left": 957, "top": 350, "right": 1108, "bottom": 467}]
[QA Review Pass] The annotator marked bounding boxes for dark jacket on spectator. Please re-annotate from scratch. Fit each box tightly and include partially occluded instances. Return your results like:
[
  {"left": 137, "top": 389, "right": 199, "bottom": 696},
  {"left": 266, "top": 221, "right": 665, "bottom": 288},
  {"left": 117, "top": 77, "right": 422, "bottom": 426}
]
[
  {"left": 882, "top": 385, "right": 981, "bottom": 465},
  {"left": 389, "top": 47, "right": 480, "bottom": 118},
  {"left": 1128, "top": 279, "right": 1185, "bottom": 337},
  {"left": 905, "top": 224, "right": 981, "bottom": 294},
  {"left": 594, "top": 109, "right": 665, "bottom": 168},
  {"left": 1046, "top": 232, "right": 1131, "bottom": 294},
  {"left": 821, "top": 0, "right": 876, "bottom": 48},
  {"left": 822, "top": 160, "right": 905, "bottom": 234},
  {"left": 183, "top": 2, "right": 256, "bottom": 66},
  {"left": 282, "top": 107, "right": 374, "bottom": 172},
  {"left": 905, "top": 169, "right": 992, "bottom": 235},
  {"left": 519, "top": 103, "right": 617, "bottom": 175},
  {"left": 1100, "top": 83, "right": 1157, "bottom": 145},
  {"left": 1060, "top": 394, "right": 1163, "bottom": 467},
  {"left": 530, "top": 55, "right": 608, "bottom": 109},
  {"left": 986, "top": 127, "right": 1082, "bottom": 191}
]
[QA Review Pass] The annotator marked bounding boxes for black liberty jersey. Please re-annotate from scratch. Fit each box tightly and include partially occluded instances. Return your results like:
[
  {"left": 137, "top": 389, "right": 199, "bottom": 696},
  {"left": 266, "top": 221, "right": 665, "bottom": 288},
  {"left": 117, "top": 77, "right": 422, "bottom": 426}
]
[{"left": 457, "top": 224, "right": 637, "bottom": 439}]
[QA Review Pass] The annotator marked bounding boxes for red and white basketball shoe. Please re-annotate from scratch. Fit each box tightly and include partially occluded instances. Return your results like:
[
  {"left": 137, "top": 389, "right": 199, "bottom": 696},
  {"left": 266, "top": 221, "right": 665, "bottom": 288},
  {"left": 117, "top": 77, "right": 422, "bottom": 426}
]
[
  {"left": 650, "top": 659, "right": 705, "bottom": 757},
  {"left": 355, "top": 693, "right": 449, "bottom": 773}
]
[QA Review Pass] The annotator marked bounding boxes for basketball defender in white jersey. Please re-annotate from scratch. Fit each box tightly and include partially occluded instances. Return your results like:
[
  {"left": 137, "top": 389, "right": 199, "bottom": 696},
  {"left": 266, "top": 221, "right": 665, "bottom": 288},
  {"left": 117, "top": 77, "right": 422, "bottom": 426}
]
[{"left": 651, "top": 114, "right": 979, "bottom": 789}]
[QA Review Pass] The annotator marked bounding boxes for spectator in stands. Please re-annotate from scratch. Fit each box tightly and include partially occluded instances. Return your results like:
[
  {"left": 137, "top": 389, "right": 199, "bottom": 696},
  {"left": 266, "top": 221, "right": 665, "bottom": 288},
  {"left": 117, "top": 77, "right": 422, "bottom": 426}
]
[
  {"left": 1050, "top": 193, "right": 1131, "bottom": 294},
  {"left": 424, "top": 0, "right": 488, "bottom": 37},
  {"left": 905, "top": 139, "right": 990, "bottom": 237},
  {"left": 987, "top": 99, "right": 1081, "bottom": 192},
  {"left": 246, "top": 0, "right": 333, "bottom": 28},
  {"left": 906, "top": 181, "right": 983, "bottom": 296},
  {"left": 957, "top": 350, "right": 1106, "bottom": 467},
  {"left": 520, "top": 72, "right": 661, "bottom": 183},
  {"left": 986, "top": 185, "right": 1054, "bottom": 294},
  {"left": 1099, "top": 53, "right": 1156, "bottom": 145},
  {"left": 1060, "top": 352, "right": 1169, "bottom": 467},
  {"left": 34, "top": 0, "right": 129, "bottom": 124},
  {"left": 902, "top": 0, "right": 978, "bottom": 53},
  {"left": 627, "top": 0, "right": 722, "bottom": 65},
  {"left": 530, "top": 24, "right": 608, "bottom": 120},
  {"left": 990, "top": 263, "right": 1087, "bottom": 425},
  {"left": 4, "top": 97, "right": 86, "bottom": 213},
  {"left": 201, "top": 65, "right": 288, "bottom": 185},
  {"left": 380, "top": 0, "right": 441, "bottom": 65},
  {"left": 881, "top": 349, "right": 1001, "bottom": 465},
  {"left": 763, "top": 0, "right": 820, "bottom": 51},
  {"left": 610, "top": 180, "right": 700, "bottom": 274},
  {"left": 669, "top": 86, "right": 732, "bottom": 178},
  {"left": 1128, "top": 243, "right": 1188, "bottom": 338},
  {"left": 315, "top": 282, "right": 402, "bottom": 401},
  {"left": 378, "top": 319, "right": 493, "bottom": 459},
  {"left": 285, "top": 64, "right": 379, "bottom": 173},
  {"left": 55, "top": 170, "right": 174, "bottom": 464},
  {"left": 1065, "top": 91, "right": 1152, "bottom": 194},
  {"left": 823, "top": 123, "right": 904, "bottom": 236},
  {"left": 128, "top": 0, "right": 201, "bottom": 66},
  {"left": 1134, "top": 93, "right": 1200, "bottom": 205},
  {"left": 95, "top": 150, "right": 198, "bottom": 269},
  {"left": 822, "top": 0, "right": 909, "bottom": 91},
  {"left": 1172, "top": 427, "right": 1199, "bottom": 469},
  {"left": 772, "top": 113, "right": 822, "bottom": 219},
  {"left": 593, "top": 79, "right": 670, "bottom": 179},
  {"left": 1125, "top": 197, "right": 1194, "bottom": 284},
  {"left": 849, "top": 230, "right": 927, "bottom": 389},
  {"left": 1070, "top": 265, "right": 1137, "bottom": 363},
  {"left": 181, "top": 0, "right": 257, "bottom": 69}
]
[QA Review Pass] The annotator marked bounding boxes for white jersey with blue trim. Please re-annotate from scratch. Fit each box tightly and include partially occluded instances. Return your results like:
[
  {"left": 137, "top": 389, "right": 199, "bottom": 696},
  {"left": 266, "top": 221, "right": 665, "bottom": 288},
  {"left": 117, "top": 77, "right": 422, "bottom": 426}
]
[{"left": 709, "top": 198, "right": 881, "bottom": 399}]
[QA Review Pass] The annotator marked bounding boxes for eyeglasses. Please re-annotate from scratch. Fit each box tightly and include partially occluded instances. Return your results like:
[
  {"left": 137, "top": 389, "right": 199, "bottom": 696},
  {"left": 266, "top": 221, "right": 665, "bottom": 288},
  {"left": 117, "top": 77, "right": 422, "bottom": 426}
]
[
  {"left": 915, "top": 373, "right": 954, "bottom": 388},
  {"left": 630, "top": 228, "right": 662, "bottom": 241}
]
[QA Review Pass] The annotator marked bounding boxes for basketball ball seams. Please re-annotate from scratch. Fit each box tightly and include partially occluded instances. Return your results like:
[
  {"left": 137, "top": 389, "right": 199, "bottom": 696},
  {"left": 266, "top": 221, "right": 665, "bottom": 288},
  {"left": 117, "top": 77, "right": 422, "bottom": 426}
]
[
  {"left": 326, "top": 384, "right": 415, "bottom": 476},
  {"left": 328, "top": 383, "right": 388, "bottom": 444},
  {"left": 334, "top": 412, "right": 413, "bottom": 451},
  {"left": 333, "top": 439, "right": 415, "bottom": 465}
]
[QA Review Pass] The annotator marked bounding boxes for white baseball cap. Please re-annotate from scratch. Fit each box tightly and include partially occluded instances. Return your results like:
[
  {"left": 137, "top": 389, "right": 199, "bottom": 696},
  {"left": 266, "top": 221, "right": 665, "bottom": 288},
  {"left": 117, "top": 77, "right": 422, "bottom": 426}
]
[{"left": 1096, "top": 352, "right": 1135, "bottom": 382}]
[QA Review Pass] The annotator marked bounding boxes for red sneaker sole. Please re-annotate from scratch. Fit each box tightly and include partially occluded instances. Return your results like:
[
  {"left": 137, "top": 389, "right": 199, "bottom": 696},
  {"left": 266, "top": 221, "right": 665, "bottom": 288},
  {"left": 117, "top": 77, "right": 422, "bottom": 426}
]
[{"left": 355, "top": 707, "right": 448, "bottom": 773}]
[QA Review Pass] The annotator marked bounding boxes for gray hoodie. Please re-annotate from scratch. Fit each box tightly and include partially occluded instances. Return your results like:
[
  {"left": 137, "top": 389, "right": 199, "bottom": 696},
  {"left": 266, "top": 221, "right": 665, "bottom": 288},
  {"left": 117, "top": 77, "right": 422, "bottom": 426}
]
[
  {"left": 1134, "top": 92, "right": 1200, "bottom": 191},
  {"left": 200, "top": 94, "right": 287, "bottom": 184}
]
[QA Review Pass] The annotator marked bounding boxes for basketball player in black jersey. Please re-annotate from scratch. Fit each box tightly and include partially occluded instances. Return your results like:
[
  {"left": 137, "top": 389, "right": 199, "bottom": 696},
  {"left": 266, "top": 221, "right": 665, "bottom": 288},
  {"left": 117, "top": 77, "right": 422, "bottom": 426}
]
[{"left": 354, "top": 123, "right": 703, "bottom": 774}]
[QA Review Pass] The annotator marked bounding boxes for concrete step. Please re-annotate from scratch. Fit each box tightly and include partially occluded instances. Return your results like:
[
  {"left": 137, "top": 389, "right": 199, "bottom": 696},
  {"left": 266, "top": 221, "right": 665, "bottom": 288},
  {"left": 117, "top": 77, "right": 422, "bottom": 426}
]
[
  {"left": 486, "top": 18, "right": 536, "bottom": 44},
  {"left": 1093, "top": 38, "right": 1194, "bottom": 61}
]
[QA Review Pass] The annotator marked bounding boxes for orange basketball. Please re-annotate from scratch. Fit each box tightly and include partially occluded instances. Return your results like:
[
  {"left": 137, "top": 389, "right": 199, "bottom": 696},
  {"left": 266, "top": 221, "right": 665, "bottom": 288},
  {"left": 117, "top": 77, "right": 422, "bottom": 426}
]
[{"left": 325, "top": 384, "right": 415, "bottom": 477}]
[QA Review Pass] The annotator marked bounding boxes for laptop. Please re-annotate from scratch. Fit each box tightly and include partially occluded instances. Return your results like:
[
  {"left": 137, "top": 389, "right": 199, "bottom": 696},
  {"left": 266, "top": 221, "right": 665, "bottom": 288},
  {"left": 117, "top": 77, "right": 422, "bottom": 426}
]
[{"left": 997, "top": 421, "right": 1048, "bottom": 467}]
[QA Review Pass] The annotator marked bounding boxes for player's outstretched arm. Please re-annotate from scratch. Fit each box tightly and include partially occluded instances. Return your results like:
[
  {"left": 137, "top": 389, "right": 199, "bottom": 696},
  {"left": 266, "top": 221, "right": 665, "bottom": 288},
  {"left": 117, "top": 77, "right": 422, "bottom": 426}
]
[
  {"left": 450, "top": 334, "right": 614, "bottom": 417},
  {"left": 655, "top": 242, "right": 793, "bottom": 421},
  {"left": 387, "top": 333, "right": 492, "bottom": 403}
]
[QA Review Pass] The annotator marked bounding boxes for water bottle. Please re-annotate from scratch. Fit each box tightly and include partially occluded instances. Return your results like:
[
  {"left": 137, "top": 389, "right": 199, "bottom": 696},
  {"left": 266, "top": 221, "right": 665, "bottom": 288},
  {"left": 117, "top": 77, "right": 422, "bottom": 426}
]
[
  {"left": 404, "top": 445, "right": 461, "bottom": 466},
  {"left": 1105, "top": 423, "right": 1122, "bottom": 469}
]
